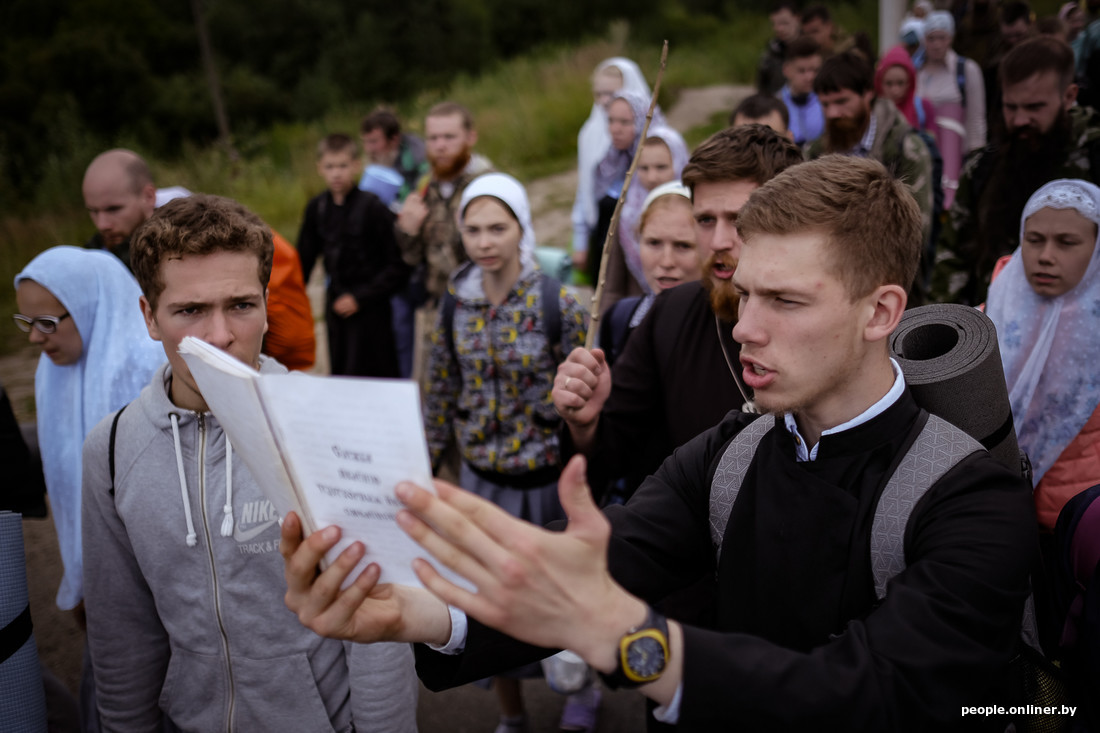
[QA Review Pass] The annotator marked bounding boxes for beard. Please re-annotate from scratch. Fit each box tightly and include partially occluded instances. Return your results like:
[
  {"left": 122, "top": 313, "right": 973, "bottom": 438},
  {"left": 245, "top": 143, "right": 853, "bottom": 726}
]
[
  {"left": 701, "top": 251, "right": 741, "bottom": 322},
  {"left": 977, "top": 109, "right": 1072, "bottom": 267},
  {"left": 429, "top": 144, "right": 473, "bottom": 181},
  {"left": 824, "top": 104, "right": 870, "bottom": 154}
]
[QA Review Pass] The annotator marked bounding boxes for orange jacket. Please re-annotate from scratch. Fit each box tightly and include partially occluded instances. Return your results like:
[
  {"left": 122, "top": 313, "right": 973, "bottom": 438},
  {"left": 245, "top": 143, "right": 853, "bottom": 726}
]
[
  {"left": 264, "top": 231, "right": 316, "bottom": 371},
  {"left": 1035, "top": 403, "right": 1100, "bottom": 530}
]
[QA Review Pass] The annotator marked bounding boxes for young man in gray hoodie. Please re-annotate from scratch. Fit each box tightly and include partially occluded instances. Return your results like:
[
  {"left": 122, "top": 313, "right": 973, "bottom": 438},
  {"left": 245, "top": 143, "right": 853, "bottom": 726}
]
[{"left": 81, "top": 193, "right": 418, "bottom": 732}]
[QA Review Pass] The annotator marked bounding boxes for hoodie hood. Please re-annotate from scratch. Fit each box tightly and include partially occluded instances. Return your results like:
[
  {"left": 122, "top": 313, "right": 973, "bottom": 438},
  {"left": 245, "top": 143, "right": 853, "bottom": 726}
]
[{"left": 876, "top": 45, "right": 922, "bottom": 130}]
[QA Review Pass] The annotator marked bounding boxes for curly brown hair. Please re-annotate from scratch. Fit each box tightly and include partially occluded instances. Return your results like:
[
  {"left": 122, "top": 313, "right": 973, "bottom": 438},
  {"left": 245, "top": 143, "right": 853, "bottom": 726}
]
[{"left": 130, "top": 194, "right": 273, "bottom": 309}]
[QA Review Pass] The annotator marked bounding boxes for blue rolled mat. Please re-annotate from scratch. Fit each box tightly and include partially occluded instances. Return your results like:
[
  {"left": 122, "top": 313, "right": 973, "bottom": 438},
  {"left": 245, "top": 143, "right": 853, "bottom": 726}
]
[
  {"left": 0, "top": 510, "right": 48, "bottom": 732},
  {"left": 890, "top": 304, "right": 1022, "bottom": 475}
]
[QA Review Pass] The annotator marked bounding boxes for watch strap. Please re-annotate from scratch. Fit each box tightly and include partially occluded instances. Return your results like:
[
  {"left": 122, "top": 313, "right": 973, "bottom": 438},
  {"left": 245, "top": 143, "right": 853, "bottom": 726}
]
[{"left": 598, "top": 606, "right": 670, "bottom": 690}]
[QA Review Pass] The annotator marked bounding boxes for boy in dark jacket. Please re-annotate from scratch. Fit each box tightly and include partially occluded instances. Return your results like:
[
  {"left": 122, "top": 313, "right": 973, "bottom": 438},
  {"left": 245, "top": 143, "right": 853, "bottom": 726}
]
[{"left": 298, "top": 133, "right": 409, "bottom": 376}]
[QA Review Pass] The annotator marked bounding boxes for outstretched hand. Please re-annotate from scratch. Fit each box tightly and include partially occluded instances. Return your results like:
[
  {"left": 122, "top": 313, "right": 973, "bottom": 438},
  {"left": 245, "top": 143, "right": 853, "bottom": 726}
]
[{"left": 395, "top": 454, "right": 644, "bottom": 671}]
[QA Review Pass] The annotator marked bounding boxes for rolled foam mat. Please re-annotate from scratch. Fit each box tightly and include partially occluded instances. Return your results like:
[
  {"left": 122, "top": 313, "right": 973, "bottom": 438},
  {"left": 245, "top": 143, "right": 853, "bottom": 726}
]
[
  {"left": 890, "top": 304, "right": 1021, "bottom": 474},
  {"left": 0, "top": 510, "right": 48, "bottom": 731}
]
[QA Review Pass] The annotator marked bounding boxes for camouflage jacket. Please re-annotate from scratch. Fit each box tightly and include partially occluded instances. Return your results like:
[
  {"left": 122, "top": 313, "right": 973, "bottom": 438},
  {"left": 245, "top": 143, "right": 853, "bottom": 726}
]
[
  {"left": 394, "top": 154, "right": 493, "bottom": 301},
  {"left": 930, "top": 105, "right": 1100, "bottom": 305},
  {"left": 807, "top": 97, "right": 934, "bottom": 245}
]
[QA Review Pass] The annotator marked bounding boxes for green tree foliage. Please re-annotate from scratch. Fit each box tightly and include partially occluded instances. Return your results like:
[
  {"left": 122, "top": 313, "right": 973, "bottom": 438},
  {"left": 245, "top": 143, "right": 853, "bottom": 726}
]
[{"left": 0, "top": 0, "right": 663, "bottom": 202}]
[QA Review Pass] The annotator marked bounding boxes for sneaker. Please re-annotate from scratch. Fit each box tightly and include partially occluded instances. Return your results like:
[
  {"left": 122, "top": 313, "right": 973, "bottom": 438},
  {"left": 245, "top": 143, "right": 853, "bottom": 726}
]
[{"left": 559, "top": 685, "right": 601, "bottom": 732}]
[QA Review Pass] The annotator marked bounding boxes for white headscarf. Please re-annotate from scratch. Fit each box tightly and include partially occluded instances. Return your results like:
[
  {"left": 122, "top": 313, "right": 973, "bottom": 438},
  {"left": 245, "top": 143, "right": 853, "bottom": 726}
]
[
  {"left": 574, "top": 58, "right": 652, "bottom": 235},
  {"left": 617, "top": 127, "right": 690, "bottom": 294},
  {"left": 14, "top": 246, "right": 164, "bottom": 609},
  {"left": 627, "top": 181, "right": 694, "bottom": 328},
  {"left": 986, "top": 179, "right": 1100, "bottom": 485},
  {"left": 923, "top": 10, "right": 955, "bottom": 36},
  {"left": 459, "top": 173, "right": 537, "bottom": 268}
]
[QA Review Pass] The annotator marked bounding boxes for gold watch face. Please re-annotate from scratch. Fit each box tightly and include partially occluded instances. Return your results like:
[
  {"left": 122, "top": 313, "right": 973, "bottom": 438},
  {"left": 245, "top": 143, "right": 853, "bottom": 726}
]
[{"left": 621, "top": 628, "right": 669, "bottom": 683}]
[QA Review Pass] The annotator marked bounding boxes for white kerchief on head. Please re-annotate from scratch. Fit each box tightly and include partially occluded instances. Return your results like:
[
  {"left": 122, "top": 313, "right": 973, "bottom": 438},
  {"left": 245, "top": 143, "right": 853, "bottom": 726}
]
[
  {"left": 900, "top": 18, "right": 926, "bottom": 45},
  {"left": 576, "top": 58, "right": 653, "bottom": 232},
  {"left": 595, "top": 91, "right": 668, "bottom": 199},
  {"left": 923, "top": 10, "right": 955, "bottom": 36},
  {"left": 14, "top": 246, "right": 165, "bottom": 609},
  {"left": 617, "top": 126, "right": 690, "bottom": 294},
  {"left": 641, "top": 180, "right": 692, "bottom": 214},
  {"left": 459, "top": 172, "right": 537, "bottom": 268},
  {"left": 986, "top": 179, "right": 1100, "bottom": 484}
]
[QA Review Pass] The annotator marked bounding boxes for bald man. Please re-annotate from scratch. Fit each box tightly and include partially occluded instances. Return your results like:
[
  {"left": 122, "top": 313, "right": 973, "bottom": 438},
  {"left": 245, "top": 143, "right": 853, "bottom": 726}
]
[
  {"left": 81, "top": 149, "right": 318, "bottom": 371},
  {"left": 82, "top": 149, "right": 157, "bottom": 271}
]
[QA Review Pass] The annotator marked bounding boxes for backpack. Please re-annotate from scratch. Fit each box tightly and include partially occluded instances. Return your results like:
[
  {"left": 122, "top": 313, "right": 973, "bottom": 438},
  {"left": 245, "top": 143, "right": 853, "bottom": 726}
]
[
  {"left": 708, "top": 411, "right": 979, "bottom": 597},
  {"left": 439, "top": 274, "right": 566, "bottom": 370},
  {"left": 600, "top": 295, "right": 643, "bottom": 369},
  {"left": 708, "top": 411, "right": 1070, "bottom": 727},
  {"left": 912, "top": 54, "right": 968, "bottom": 107}
]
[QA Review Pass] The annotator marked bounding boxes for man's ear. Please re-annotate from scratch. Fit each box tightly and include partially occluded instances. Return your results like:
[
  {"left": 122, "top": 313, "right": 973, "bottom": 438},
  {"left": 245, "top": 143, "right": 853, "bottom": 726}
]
[
  {"left": 141, "top": 184, "right": 157, "bottom": 217},
  {"left": 262, "top": 287, "right": 270, "bottom": 337},
  {"left": 140, "top": 294, "right": 162, "bottom": 342},
  {"left": 863, "top": 284, "right": 907, "bottom": 344},
  {"left": 1063, "top": 82, "right": 1079, "bottom": 110},
  {"left": 467, "top": 128, "right": 478, "bottom": 148}
]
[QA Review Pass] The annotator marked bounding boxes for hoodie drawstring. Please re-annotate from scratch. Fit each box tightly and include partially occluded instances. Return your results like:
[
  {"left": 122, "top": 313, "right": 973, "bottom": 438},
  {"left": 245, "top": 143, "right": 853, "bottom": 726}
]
[
  {"left": 170, "top": 413, "right": 236, "bottom": 546},
  {"left": 170, "top": 413, "right": 198, "bottom": 547},
  {"left": 221, "top": 440, "right": 234, "bottom": 537}
]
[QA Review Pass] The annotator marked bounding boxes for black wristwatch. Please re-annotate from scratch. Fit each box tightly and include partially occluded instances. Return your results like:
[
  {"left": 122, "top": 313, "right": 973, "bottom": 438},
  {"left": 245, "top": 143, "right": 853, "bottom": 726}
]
[{"left": 599, "top": 607, "right": 670, "bottom": 690}]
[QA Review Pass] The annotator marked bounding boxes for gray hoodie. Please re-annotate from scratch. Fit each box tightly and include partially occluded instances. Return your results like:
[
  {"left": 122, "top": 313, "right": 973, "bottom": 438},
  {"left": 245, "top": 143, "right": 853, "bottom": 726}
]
[{"left": 82, "top": 359, "right": 418, "bottom": 732}]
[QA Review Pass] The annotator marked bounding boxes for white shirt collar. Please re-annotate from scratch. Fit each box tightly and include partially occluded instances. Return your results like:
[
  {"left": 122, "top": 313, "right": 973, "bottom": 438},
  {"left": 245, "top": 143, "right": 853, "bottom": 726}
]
[
  {"left": 783, "top": 358, "right": 905, "bottom": 461},
  {"left": 852, "top": 112, "right": 877, "bottom": 157}
]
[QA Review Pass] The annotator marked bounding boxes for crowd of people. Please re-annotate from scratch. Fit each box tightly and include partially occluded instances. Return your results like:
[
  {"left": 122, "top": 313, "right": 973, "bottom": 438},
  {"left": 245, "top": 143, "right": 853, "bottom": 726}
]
[{"left": 5, "top": 1, "right": 1100, "bottom": 731}]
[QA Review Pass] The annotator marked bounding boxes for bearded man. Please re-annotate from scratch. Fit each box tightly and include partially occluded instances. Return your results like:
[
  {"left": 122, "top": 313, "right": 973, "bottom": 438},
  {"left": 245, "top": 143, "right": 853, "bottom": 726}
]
[
  {"left": 552, "top": 125, "right": 804, "bottom": 500},
  {"left": 806, "top": 50, "right": 934, "bottom": 303},
  {"left": 394, "top": 101, "right": 492, "bottom": 382},
  {"left": 932, "top": 36, "right": 1100, "bottom": 305}
]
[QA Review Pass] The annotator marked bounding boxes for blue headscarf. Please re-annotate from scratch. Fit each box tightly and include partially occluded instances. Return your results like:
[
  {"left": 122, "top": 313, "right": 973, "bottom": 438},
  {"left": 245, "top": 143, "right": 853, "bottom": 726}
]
[{"left": 15, "top": 246, "right": 164, "bottom": 609}]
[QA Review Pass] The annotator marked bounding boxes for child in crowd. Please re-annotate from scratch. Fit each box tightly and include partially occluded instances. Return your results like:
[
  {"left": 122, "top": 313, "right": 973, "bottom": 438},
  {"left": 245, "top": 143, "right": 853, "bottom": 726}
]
[
  {"left": 297, "top": 133, "right": 409, "bottom": 377},
  {"left": 423, "top": 172, "right": 594, "bottom": 733},
  {"left": 602, "top": 125, "right": 689, "bottom": 313},
  {"left": 14, "top": 245, "right": 164, "bottom": 731}
]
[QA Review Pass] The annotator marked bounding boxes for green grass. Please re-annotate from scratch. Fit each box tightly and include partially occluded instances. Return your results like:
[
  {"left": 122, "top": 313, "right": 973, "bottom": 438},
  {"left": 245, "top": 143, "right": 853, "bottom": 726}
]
[{"left": 1, "top": 7, "right": 879, "bottom": 354}]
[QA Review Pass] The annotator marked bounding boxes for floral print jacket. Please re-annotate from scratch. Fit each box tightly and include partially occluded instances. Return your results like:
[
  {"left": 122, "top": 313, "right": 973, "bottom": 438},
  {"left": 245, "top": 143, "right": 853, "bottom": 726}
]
[{"left": 424, "top": 261, "right": 587, "bottom": 479}]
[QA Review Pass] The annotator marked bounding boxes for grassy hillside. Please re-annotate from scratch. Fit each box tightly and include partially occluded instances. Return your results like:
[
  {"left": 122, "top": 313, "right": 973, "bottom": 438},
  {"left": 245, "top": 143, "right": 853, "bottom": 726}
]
[{"left": 1, "top": 10, "right": 846, "bottom": 353}]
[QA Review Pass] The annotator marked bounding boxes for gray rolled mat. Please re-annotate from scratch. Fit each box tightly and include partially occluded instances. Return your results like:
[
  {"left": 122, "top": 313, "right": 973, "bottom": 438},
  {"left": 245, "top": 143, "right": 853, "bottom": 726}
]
[
  {"left": 0, "top": 511, "right": 48, "bottom": 732},
  {"left": 890, "top": 304, "right": 1021, "bottom": 474}
]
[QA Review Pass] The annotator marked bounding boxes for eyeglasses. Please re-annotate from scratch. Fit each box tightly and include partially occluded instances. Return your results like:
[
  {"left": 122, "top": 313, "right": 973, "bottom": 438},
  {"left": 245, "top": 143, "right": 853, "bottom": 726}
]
[{"left": 13, "top": 312, "right": 71, "bottom": 334}]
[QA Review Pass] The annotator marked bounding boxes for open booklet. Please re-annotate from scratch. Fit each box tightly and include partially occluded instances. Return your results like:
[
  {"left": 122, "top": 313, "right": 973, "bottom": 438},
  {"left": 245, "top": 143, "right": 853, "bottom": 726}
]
[{"left": 178, "top": 336, "right": 440, "bottom": 588}]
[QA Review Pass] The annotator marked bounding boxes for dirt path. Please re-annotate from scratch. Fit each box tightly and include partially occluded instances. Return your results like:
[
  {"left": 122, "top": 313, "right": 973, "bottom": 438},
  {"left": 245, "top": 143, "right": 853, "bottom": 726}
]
[{"left": 11, "top": 84, "right": 750, "bottom": 724}]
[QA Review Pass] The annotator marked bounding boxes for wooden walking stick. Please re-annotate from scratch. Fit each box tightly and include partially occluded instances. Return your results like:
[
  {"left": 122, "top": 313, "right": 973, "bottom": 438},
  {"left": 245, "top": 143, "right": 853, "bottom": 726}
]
[{"left": 584, "top": 40, "right": 670, "bottom": 350}]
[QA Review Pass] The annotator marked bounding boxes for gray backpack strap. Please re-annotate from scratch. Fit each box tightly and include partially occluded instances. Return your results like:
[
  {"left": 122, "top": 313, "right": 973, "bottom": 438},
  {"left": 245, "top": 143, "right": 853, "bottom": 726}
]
[
  {"left": 871, "top": 413, "right": 982, "bottom": 600},
  {"left": 709, "top": 417, "right": 774, "bottom": 562}
]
